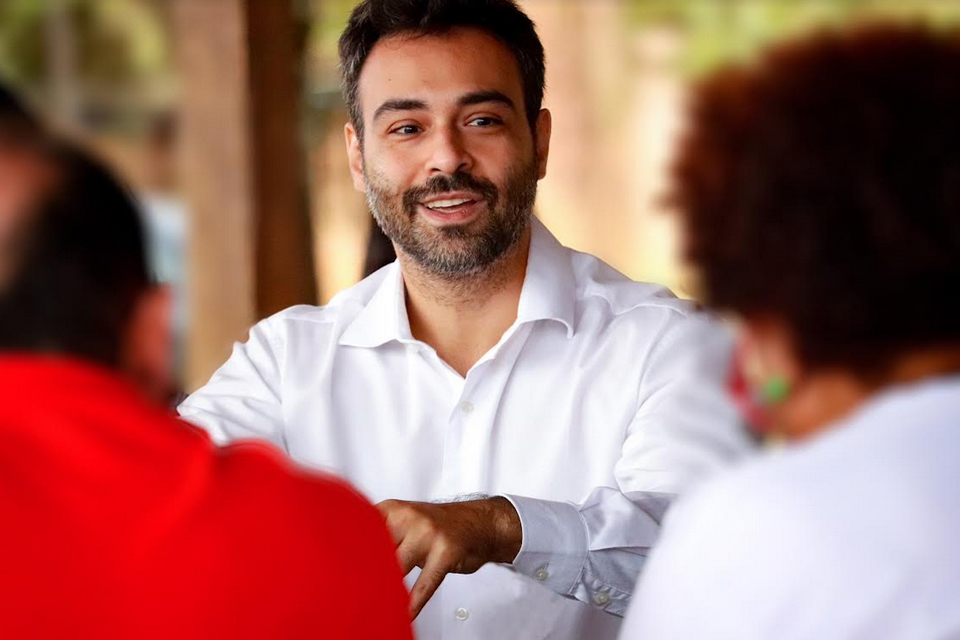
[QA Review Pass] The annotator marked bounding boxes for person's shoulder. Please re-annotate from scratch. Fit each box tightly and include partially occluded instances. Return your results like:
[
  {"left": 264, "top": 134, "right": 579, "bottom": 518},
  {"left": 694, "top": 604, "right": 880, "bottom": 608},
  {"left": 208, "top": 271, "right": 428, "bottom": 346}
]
[
  {"left": 241, "top": 265, "right": 396, "bottom": 351},
  {"left": 563, "top": 248, "right": 731, "bottom": 364},
  {"left": 642, "top": 437, "right": 960, "bottom": 640},
  {"left": 627, "top": 456, "right": 819, "bottom": 636},
  {"left": 193, "top": 443, "right": 413, "bottom": 638},
  {"left": 208, "top": 442, "right": 396, "bottom": 569},
  {"left": 259, "top": 264, "right": 395, "bottom": 330},
  {"left": 567, "top": 247, "right": 698, "bottom": 320},
  {"left": 563, "top": 247, "right": 721, "bottom": 346},
  {"left": 662, "top": 439, "right": 888, "bottom": 583},
  {"left": 216, "top": 441, "right": 378, "bottom": 520}
]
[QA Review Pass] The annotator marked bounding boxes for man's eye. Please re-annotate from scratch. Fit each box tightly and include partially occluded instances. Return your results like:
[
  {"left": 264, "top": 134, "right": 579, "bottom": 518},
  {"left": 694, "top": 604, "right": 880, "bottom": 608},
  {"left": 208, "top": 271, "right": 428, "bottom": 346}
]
[
  {"left": 390, "top": 125, "right": 421, "bottom": 135},
  {"left": 468, "top": 117, "right": 501, "bottom": 127}
]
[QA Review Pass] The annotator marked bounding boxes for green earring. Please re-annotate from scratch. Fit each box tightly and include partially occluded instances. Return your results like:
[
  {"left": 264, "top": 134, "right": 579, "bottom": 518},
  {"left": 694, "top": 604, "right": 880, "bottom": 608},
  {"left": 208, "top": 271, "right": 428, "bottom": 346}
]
[{"left": 759, "top": 375, "right": 791, "bottom": 405}]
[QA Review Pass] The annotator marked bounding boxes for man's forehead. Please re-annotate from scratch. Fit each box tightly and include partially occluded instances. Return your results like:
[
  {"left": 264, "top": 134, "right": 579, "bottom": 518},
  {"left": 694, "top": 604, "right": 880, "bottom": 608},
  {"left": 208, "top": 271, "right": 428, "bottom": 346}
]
[{"left": 357, "top": 27, "right": 525, "bottom": 113}]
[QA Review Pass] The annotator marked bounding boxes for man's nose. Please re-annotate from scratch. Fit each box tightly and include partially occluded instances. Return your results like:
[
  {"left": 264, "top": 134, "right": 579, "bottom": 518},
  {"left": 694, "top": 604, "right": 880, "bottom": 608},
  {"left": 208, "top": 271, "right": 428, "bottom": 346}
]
[{"left": 427, "top": 126, "right": 474, "bottom": 176}]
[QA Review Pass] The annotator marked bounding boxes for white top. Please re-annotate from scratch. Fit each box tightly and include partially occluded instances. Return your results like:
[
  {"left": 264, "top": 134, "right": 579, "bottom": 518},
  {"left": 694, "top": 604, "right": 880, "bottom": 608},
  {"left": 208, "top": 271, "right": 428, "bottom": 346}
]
[
  {"left": 179, "top": 218, "right": 750, "bottom": 640},
  {"left": 621, "top": 375, "right": 960, "bottom": 640}
]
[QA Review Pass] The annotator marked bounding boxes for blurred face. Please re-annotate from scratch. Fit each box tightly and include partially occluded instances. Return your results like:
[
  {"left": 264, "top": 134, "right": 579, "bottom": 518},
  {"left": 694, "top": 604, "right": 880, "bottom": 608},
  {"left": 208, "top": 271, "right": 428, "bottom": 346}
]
[
  {"left": 0, "top": 143, "right": 54, "bottom": 288},
  {"left": 122, "top": 284, "right": 175, "bottom": 406},
  {"left": 730, "top": 319, "right": 802, "bottom": 437},
  {"left": 733, "top": 318, "right": 859, "bottom": 441},
  {"left": 346, "top": 28, "right": 551, "bottom": 277}
]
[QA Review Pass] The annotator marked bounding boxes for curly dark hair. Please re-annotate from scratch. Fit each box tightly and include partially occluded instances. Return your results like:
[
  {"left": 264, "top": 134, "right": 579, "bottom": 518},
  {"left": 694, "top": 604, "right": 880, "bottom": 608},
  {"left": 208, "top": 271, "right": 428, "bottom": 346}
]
[
  {"left": 338, "top": 0, "right": 545, "bottom": 141},
  {"left": 673, "top": 24, "right": 960, "bottom": 372}
]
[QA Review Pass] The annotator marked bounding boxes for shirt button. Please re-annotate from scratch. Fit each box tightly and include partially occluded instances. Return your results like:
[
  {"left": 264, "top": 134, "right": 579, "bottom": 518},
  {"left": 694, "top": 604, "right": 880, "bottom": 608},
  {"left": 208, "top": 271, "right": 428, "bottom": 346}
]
[
  {"left": 459, "top": 401, "right": 474, "bottom": 414},
  {"left": 594, "top": 591, "right": 610, "bottom": 606},
  {"left": 454, "top": 607, "right": 470, "bottom": 621},
  {"left": 535, "top": 567, "right": 550, "bottom": 582}
]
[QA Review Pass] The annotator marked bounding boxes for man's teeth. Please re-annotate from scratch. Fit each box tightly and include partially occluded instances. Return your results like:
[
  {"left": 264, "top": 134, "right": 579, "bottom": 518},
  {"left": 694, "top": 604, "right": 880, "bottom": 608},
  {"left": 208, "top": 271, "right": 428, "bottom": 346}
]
[{"left": 425, "top": 198, "right": 472, "bottom": 210}]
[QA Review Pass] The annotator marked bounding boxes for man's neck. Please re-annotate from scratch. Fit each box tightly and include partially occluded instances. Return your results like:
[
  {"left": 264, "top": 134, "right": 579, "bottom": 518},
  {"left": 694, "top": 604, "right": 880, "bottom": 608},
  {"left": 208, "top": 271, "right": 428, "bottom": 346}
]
[{"left": 400, "top": 227, "right": 532, "bottom": 377}]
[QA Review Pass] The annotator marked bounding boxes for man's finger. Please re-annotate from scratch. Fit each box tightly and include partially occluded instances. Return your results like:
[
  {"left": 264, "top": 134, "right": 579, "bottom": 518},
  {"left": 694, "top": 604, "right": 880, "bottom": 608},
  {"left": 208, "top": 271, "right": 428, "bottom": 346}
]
[
  {"left": 409, "top": 552, "right": 450, "bottom": 619},
  {"left": 395, "top": 537, "right": 424, "bottom": 576}
]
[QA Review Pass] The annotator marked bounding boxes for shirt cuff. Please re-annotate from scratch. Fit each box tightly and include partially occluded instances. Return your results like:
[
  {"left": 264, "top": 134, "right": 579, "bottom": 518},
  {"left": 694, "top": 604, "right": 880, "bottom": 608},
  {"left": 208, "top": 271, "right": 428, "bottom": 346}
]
[{"left": 499, "top": 494, "right": 588, "bottom": 596}]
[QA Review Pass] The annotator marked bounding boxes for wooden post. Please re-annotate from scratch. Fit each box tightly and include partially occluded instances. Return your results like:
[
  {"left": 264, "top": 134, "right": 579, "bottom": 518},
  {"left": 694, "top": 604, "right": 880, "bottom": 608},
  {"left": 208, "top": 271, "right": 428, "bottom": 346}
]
[{"left": 172, "top": 0, "right": 316, "bottom": 390}]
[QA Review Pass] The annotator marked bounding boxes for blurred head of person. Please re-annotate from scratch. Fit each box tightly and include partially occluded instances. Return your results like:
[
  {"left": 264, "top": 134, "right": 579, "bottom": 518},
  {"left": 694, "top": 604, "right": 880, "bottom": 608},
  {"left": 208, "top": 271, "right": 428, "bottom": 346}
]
[
  {"left": 338, "top": 0, "right": 551, "bottom": 280},
  {"left": 672, "top": 25, "right": 960, "bottom": 440},
  {"left": 0, "top": 91, "right": 173, "bottom": 404}
]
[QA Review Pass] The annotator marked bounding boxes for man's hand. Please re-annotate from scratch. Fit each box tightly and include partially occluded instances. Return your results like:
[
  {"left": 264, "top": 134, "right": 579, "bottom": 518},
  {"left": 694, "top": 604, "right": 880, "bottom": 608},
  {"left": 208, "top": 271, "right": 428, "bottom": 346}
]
[{"left": 376, "top": 497, "right": 523, "bottom": 619}]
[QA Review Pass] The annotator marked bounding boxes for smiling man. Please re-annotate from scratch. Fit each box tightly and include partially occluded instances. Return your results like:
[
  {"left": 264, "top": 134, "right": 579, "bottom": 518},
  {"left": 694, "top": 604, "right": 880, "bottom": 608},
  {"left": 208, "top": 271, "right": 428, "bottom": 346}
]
[{"left": 179, "top": 1, "right": 750, "bottom": 638}]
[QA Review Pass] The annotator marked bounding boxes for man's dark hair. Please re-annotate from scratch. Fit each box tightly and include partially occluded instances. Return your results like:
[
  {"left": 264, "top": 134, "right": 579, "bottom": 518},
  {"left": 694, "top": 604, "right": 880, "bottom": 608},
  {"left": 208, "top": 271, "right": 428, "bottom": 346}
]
[
  {"left": 338, "top": 0, "right": 545, "bottom": 139},
  {"left": 0, "top": 141, "right": 153, "bottom": 367},
  {"left": 673, "top": 24, "right": 960, "bottom": 373}
]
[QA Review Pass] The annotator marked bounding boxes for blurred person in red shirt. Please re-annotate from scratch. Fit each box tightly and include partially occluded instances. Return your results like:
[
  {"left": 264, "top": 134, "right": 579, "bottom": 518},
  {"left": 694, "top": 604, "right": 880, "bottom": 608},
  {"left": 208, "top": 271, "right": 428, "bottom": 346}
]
[{"left": 0, "top": 87, "right": 412, "bottom": 640}]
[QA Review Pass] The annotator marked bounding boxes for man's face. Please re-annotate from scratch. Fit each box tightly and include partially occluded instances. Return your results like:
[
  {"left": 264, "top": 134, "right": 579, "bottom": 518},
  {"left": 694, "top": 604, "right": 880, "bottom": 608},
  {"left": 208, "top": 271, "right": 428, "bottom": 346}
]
[{"left": 346, "top": 27, "right": 551, "bottom": 277}]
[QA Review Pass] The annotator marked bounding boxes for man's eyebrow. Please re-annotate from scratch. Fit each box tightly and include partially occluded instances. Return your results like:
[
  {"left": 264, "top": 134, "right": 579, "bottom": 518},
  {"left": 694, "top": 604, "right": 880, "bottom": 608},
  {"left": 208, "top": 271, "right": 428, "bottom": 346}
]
[
  {"left": 372, "top": 98, "right": 428, "bottom": 122},
  {"left": 458, "top": 90, "right": 516, "bottom": 110}
]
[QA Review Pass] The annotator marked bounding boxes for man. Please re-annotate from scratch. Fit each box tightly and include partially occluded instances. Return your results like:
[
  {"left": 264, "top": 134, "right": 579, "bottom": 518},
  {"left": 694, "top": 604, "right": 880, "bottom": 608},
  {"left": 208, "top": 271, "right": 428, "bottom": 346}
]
[
  {"left": 0, "top": 104, "right": 412, "bottom": 638},
  {"left": 180, "top": 1, "right": 750, "bottom": 637}
]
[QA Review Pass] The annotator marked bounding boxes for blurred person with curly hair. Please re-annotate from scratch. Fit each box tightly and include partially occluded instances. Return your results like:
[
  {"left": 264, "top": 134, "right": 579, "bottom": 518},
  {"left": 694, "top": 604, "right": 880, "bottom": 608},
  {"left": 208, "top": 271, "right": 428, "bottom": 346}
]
[{"left": 620, "top": 24, "right": 960, "bottom": 640}]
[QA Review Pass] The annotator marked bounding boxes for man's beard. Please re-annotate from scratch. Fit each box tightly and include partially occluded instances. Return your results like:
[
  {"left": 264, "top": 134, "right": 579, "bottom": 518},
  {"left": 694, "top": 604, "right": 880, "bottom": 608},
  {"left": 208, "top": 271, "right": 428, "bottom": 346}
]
[{"left": 364, "top": 158, "right": 538, "bottom": 279}]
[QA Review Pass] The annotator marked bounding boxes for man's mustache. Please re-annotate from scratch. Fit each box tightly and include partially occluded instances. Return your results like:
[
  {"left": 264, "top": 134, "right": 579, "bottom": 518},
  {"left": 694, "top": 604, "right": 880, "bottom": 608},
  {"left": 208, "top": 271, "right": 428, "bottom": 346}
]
[{"left": 402, "top": 172, "right": 499, "bottom": 212}]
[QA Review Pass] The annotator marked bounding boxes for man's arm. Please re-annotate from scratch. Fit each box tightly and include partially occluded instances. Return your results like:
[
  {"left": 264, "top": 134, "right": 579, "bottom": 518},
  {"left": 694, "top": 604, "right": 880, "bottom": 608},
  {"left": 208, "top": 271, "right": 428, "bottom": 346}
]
[
  {"left": 178, "top": 316, "right": 286, "bottom": 447},
  {"left": 378, "top": 496, "right": 522, "bottom": 618},
  {"left": 379, "top": 315, "right": 754, "bottom": 617},
  {"left": 506, "top": 314, "right": 752, "bottom": 614}
]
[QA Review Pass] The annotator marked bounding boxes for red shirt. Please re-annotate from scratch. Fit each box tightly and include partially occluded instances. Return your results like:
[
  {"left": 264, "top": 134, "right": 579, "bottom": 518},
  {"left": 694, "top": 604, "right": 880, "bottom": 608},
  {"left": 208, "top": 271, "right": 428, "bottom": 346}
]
[{"left": 0, "top": 356, "right": 412, "bottom": 639}]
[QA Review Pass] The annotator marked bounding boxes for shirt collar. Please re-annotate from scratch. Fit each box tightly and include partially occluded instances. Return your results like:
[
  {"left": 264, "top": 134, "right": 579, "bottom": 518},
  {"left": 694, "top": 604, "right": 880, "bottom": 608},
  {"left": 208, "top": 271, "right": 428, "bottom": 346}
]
[
  {"left": 339, "top": 217, "right": 576, "bottom": 349},
  {"left": 516, "top": 217, "right": 576, "bottom": 337},
  {"left": 338, "top": 262, "right": 414, "bottom": 348}
]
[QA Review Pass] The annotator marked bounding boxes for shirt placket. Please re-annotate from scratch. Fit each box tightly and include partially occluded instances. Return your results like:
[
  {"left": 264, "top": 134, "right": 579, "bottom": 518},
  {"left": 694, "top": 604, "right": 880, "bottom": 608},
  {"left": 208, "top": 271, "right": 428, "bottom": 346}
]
[{"left": 436, "top": 322, "right": 537, "bottom": 639}]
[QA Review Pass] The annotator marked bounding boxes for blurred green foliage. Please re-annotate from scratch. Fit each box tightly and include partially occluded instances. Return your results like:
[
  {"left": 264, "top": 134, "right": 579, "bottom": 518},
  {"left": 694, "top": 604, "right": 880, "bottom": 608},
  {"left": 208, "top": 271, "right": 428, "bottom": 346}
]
[
  {"left": 0, "top": 0, "right": 169, "bottom": 94},
  {"left": 304, "top": 0, "right": 960, "bottom": 93},
  {"left": 626, "top": 0, "right": 960, "bottom": 75},
  {"left": 5, "top": 0, "right": 959, "bottom": 109}
]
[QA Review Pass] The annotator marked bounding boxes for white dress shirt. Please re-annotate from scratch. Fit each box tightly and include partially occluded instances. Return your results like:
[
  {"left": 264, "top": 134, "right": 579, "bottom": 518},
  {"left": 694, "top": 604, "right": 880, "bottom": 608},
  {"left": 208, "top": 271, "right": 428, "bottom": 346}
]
[
  {"left": 179, "top": 218, "right": 750, "bottom": 640},
  {"left": 621, "top": 375, "right": 960, "bottom": 640}
]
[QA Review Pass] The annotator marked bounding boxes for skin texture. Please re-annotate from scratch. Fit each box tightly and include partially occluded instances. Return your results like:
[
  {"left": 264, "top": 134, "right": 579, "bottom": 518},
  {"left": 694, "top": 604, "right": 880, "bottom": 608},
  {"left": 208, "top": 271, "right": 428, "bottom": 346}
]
[
  {"left": 343, "top": 28, "right": 548, "bottom": 619},
  {"left": 740, "top": 319, "right": 960, "bottom": 441},
  {"left": 378, "top": 497, "right": 523, "bottom": 619},
  {"left": 0, "top": 144, "right": 52, "bottom": 288}
]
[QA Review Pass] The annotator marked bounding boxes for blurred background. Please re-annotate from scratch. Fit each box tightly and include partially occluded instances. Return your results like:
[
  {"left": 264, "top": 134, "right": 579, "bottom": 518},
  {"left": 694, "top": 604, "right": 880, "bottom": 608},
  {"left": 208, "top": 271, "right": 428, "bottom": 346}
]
[{"left": 2, "top": 0, "right": 958, "bottom": 390}]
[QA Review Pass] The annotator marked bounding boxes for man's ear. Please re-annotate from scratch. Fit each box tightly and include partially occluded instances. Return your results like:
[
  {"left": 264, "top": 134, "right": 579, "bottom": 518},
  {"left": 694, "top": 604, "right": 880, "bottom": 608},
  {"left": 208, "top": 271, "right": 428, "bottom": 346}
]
[
  {"left": 535, "top": 108, "right": 552, "bottom": 180},
  {"left": 122, "top": 285, "right": 174, "bottom": 405},
  {"left": 345, "top": 122, "right": 366, "bottom": 193}
]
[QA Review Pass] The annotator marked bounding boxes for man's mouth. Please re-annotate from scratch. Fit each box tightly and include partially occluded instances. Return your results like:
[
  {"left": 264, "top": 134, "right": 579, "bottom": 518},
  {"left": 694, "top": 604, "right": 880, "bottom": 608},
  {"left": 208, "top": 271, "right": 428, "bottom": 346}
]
[
  {"left": 417, "top": 192, "right": 485, "bottom": 223},
  {"left": 424, "top": 197, "right": 474, "bottom": 211},
  {"left": 420, "top": 193, "right": 482, "bottom": 214}
]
